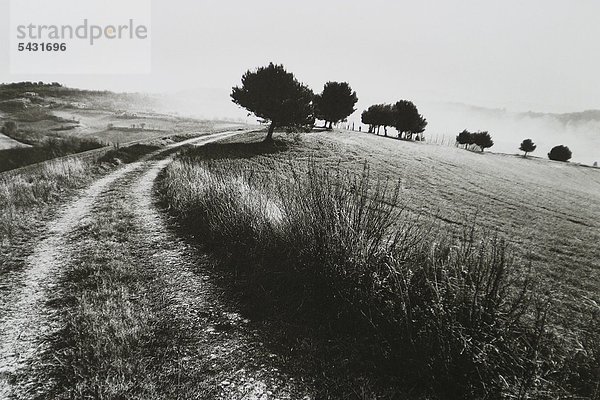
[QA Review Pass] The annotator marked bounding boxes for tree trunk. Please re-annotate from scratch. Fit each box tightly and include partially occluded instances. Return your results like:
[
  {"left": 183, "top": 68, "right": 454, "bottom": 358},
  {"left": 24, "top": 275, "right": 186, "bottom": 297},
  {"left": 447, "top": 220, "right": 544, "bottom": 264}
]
[
  {"left": 328, "top": 121, "right": 333, "bottom": 130},
  {"left": 384, "top": 126, "right": 387, "bottom": 137},
  {"left": 377, "top": 126, "right": 380, "bottom": 135},
  {"left": 264, "top": 122, "right": 275, "bottom": 142}
]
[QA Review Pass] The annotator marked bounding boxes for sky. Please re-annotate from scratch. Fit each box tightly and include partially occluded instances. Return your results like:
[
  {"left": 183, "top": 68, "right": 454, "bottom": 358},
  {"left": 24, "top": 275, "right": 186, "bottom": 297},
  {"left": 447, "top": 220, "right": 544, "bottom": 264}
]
[
  {"left": 1, "top": 0, "right": 600, "bottom": 164},
  {"left": 2, "top": 0, "right": 600, "bottom": 112}
]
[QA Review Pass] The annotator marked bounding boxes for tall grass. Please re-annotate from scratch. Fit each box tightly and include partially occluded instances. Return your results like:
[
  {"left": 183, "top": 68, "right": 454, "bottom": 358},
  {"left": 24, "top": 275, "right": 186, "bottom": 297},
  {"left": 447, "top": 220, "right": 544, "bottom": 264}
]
[
  {"left": 0, "top": 158, "right": 91, "bottom": 242},
  {"left": 159, "top": 153, "right": 599, "bottom": 399}
]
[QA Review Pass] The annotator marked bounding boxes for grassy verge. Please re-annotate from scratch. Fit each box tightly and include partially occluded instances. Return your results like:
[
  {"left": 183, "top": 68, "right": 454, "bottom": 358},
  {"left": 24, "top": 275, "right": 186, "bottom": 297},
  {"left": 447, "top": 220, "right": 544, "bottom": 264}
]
[
  {"left": 158, "top": 136, "right": 599, "bottom": 399},
  {"left": 0, "top": 143, "right": 159, "bottom": 273}
]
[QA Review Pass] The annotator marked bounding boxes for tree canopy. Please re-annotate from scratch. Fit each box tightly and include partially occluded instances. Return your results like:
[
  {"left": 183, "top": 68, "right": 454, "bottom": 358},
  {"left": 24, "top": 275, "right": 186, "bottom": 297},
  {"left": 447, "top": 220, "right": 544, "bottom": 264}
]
[
  {"left": 519, "top": 139, "right": 537, "bottom": 157},
  {"left": 456, "top": 130, "right": 472, "bottom": 148},
  {"left": 231, "top": 63, "right": 314, "bottom": 141},
  {"left": 392, "top": 100, "right": 427, "bottom": 140},
  {"left": 473, "top": 131, "right": 494, "bottom": 152},
  {"left": 548, "top": 145, "right": 572, "bottom": 162},
  {"left": 361, "top": 101, "right": 426, "bottom": 138},
  {"left": 314, "top": 82, "right": 358, "bottom": 129}
]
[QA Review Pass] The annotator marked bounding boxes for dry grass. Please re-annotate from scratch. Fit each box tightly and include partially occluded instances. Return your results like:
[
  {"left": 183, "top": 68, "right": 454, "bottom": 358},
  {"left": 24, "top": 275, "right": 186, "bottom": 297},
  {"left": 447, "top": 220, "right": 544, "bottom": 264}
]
[{"left": 158, "top": 132, "right": 599, "bottom": 399}]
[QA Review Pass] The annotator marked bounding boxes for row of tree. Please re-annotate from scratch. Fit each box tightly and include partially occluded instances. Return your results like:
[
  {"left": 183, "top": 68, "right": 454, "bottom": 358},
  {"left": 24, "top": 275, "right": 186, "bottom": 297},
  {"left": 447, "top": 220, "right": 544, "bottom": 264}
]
[
  {"left": 231, "top": 63, "right": 358, "bottom": 141},
  {"left": 519, "top": 139, "right": 572, "bottom": 161},
  {"left": 455, "top": 133, "right": 573, "bottom": 162},
  {"left": 456, "top": 130, "right": 494, "bottom": 151},
  {"left": 360, "top": 101, "right": 427, "bottom": 140}
]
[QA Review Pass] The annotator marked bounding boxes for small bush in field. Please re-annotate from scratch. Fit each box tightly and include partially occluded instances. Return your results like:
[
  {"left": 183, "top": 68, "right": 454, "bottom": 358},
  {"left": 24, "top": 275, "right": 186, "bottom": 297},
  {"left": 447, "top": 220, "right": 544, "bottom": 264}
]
[{"left": 548, "top": 145, "right": 572, "bottom": 162}]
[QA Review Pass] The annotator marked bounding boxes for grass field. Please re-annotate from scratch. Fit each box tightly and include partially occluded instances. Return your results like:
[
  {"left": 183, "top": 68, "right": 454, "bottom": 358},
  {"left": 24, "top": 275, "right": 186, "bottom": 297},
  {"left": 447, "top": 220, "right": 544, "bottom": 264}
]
[{"left": 158, "top": 129, "right": 600, "bottom": 399}]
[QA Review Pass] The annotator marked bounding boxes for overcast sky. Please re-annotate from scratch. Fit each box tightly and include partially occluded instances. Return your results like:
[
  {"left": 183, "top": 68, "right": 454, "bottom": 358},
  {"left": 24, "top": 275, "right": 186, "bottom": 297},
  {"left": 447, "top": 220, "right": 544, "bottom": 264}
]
[{"left": 2, "top": 0, "right": 600, "bottom": 114}]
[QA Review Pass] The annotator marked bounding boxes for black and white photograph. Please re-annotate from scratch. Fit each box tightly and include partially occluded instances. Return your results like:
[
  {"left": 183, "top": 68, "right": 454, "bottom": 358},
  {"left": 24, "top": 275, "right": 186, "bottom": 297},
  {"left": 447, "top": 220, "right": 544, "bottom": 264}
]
[{"left": 0, "top": 1, "right": 599, "bottom": 399}]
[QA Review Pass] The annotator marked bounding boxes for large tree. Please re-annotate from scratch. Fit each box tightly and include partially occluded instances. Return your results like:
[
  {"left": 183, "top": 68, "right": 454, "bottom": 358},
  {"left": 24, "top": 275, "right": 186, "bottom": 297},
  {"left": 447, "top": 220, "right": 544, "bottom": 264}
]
[
  {"left": 231, "top": 63, "right": 314, "bottom": 141},
  {"left": 314, "top": 82, "right": 358, "bottom": 130},
  {"left": 393, "top": 100, "right": 427, "bottom": 140},
  {"left": 519, "top": 139, "right": 537, "bottom": 157}
]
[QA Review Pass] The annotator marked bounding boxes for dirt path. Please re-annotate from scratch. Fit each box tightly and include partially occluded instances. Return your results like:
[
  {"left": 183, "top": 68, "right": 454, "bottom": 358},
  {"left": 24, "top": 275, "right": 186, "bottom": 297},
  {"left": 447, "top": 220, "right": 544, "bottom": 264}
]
[{"left": 0, "top": 130, "right": 312, "bottom": 399}]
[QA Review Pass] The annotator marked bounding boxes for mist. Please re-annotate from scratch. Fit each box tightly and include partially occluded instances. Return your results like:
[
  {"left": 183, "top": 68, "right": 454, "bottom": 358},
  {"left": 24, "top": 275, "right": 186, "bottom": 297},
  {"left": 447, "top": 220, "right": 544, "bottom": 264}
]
[
  {"left": 151, "top": 88, "right": 599, "bottom": 166},
  {"left": 421, "top": 102, "right": 600, "bottom": 165}
]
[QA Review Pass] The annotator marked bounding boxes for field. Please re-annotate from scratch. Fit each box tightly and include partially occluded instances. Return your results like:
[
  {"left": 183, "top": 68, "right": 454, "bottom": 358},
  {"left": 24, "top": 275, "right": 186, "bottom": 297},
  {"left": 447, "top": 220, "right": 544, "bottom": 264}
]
[
  {"left": 1, "top": 114, "right": 598, "bottom": 399},
  {"left": 158, "top": 129, "right": 600, "bottom": 398},
  {"left": 0, "top": 83, "right": 225, "bottom": 172}
]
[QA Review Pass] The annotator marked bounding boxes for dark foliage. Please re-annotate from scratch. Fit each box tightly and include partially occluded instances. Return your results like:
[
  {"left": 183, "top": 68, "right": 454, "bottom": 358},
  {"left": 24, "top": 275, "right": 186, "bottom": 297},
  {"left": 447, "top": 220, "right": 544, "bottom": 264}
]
[
  {"left": 392, "top": 100, "right": 427, "bottom": 140},
  {"left": 361, "top": 104, "right": 394, "bottom": 135},
  {"left": 362, "top": 101, "right": 427, "bottom": 139},
  {"left": 473, "top": 131, "right": 494, "bottom": 151},
  {"left": 456, "top": 129, "right": 472, "bottom": 148},
  {"left": 548, "top": 145, "right": 572, "bottom": 162},
  {"left": 314, "top": 81, "right": 358, "bottom": 129},
  {"left": 519, "top": 139, "right": 537, "bottom": 157},
  {"left": 231, "top": 63, "right": 315, "bottom": 141}
]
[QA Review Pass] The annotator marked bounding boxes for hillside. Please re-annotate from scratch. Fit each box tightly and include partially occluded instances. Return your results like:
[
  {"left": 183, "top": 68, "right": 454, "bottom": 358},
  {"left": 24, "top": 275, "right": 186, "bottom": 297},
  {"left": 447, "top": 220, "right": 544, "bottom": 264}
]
[
  {"left": 156, "top": 128, "right": 599, "bottom": 398},
  {"left": 0, "top": 82, "right": 235, "bottom": 171}
]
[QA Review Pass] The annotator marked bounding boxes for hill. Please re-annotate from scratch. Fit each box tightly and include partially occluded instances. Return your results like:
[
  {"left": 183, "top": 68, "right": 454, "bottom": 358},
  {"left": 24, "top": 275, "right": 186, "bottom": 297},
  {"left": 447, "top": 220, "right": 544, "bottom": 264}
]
[{"left": 158, "top": 128, "right": 600, "bottom": 398}]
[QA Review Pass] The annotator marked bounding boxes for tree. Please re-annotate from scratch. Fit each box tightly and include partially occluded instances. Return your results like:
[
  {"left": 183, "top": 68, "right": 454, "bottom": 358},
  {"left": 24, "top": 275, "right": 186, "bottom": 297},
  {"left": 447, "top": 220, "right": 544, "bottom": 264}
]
[
  {"left": 393, "top": 100, "right": 427, "bottom": 140},
  {"left": 361, "top": 107, "right": 376, "bottom": 133},
  {"left": 456, "top": 129, "right": 472, "bottom": 149},
  {"left": 231, "top": 63, "right": 314, "bottom": 142},
  {"left": 548, "top": 145, "right": 572, "bottom": 162},
  {"left": 473, "top": 131, "right": 494, "bottom": 151},
  {"left": 519, "top": 139, "right": 537, "bottom": 157},
  {"left": 1, "top": 121, "right": 18, "bottom": 137},
  {"left": 361, "top": 104, "right": 394, "bottom": 135},
  {"left": 314, "top": 82, "right": 358, "bottom": 130}
]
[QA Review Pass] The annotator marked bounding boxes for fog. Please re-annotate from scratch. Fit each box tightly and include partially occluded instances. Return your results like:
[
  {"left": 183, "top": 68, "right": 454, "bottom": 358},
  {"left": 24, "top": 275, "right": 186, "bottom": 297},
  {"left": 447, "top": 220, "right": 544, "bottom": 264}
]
[{"left": 154, "top": 88, "right": 599, "bottom": 166}]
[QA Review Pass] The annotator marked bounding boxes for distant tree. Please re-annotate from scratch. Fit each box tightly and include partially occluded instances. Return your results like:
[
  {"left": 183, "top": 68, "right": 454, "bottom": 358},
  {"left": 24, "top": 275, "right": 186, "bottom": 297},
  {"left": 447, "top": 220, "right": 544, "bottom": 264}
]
[
  {"left": 361, "top": 107, "right": 376, "bottom": 133},
  {"left": 1, "top": 121, "right": 18, "bottom": 137},
  {"left": 231, "top": 63, "right": 314, "bottom": 142},
  {"left": 314, "top": 82, "right": 358, "bottom": 130},
  {"left": 519, "top": 139, "right": 537, "bottom": 157},
  {"left": 548, "top": 145, "right": 572, "bottom": 162},
  {"left": 393, "top": 100, "right": 427, "bottom": 140},
  {"left": 473, "top": 131, "right": 494, "bottom": 151},
  {"left": 456, "top": 129, "right": 472, "bottom": 149},
  {"left": 361, "top": 104, "right": 394, "bottom": 135}
]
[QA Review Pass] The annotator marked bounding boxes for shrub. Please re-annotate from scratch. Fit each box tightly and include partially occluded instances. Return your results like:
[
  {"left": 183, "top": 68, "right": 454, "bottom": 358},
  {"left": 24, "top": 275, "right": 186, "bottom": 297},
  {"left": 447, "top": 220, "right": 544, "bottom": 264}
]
[{"left": 548, "top": 145, "right": 572, "bottom": 162}]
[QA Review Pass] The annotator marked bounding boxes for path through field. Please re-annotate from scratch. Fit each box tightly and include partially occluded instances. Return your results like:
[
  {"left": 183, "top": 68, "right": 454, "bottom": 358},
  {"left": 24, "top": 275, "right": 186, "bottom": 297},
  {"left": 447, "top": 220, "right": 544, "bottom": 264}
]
[{"left": 0, "top": 130, "right": 312, "bottom": 399}]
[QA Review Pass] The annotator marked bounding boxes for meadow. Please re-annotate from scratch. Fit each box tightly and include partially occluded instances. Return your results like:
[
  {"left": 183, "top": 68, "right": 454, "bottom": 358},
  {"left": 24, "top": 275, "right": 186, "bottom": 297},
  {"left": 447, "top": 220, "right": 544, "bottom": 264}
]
[{"left": 158, "top": 130, "right": 600, "bottom": 399}]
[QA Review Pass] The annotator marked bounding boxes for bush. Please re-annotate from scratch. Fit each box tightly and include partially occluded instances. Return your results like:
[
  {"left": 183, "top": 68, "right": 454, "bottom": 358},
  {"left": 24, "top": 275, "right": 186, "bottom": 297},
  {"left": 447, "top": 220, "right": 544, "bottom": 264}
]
[{"left": 548, "top": 145, "right": 572, "bottom": 162}]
